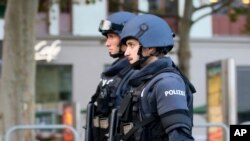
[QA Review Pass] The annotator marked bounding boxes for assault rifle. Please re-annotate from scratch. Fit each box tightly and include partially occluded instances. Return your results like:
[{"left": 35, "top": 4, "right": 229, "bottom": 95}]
[
  {"left": 85, "top": 103, "right": 94, "bottom": 141},
  {"left": 108, "top": 108, "right": 118, "bottom": 141}
]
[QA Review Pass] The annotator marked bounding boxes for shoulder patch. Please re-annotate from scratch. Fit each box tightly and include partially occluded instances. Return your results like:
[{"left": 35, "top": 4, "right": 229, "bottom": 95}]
[{"left": 164, "top": 89, "right": 185, "bottom": 97}]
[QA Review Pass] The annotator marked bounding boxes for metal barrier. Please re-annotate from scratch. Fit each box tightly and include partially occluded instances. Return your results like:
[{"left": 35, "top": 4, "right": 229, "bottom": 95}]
[
  {"left": 4, "top": 124, "right": 80, "bottom": 141},
  {"left": 240, "top": 121, "right": 250, "bottom": 125},
  {"left": 194, "top": 123, "right": 230, "bottom": 141},
  {"left": 3, "top": 123, "right": 236, "bottom": 141}
]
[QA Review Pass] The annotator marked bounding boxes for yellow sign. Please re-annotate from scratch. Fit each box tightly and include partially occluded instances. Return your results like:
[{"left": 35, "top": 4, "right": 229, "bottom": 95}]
[{"left": 207, "top": 63, "right": 224, "bottom": 141}]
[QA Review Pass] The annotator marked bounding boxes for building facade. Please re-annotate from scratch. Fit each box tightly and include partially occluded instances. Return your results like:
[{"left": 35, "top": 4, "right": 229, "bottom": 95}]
[{"left": 0, "top": 0, "right": 250, "bottom": 140}]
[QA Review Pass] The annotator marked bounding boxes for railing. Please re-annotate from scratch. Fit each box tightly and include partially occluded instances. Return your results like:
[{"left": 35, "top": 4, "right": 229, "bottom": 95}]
[
  {"left": 194, "top": 123, "right": 230, "bottom": 141},
  {"left": 6, "top": 122, "right": 249, "bottom": 141},
  {"left": 4, "top": 124, "right": 80, "bottom": 141},
  {"left": 240, "top": 121, "right": 250, "bottom": 125}
]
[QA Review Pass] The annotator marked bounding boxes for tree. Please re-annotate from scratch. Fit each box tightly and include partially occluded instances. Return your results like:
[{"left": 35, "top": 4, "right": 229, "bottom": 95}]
[
  {"left": 177, "top": 0, "right": 234, "bottom": 77},
  {"left": 0, "top": 0, "right": 38, "bottom": 141},
  {"left": 108, "top": 0, "right": 235, "bottom": 77},
  {"left": 228, "top": 2, "right": 250, "bottom": 34}
]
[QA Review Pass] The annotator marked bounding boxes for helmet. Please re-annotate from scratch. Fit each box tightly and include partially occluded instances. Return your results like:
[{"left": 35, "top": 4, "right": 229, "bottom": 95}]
[
  {"left": 99, "top": 11, "right": 136, "bottom": 37},
  {"left": 120, "top": 14, "right": 174, "bottom": 48}
]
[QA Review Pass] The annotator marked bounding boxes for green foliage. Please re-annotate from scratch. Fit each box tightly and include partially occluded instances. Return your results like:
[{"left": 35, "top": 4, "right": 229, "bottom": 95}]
[
  {"left": 228, "top": 8, "right": 238, "bottom": 22},
  {"left": 229, "top": 5, "right": 250, "bottom": 34},
  {"left": 229, "top": 6, "right": 248, "bottom": 21}
]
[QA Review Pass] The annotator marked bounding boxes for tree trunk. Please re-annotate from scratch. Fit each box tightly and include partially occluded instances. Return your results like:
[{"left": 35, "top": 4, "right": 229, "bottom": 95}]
[
  {"left": 177, "top": 0, "right": 193, "bottom": 78},
  {"left": 0, "top": 0, "right": 38, "bottom": 141}
]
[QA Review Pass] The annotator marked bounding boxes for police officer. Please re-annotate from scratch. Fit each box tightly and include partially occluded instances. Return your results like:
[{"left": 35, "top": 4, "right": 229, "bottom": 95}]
[
  {"left": 115, "top": 14, "right": 196, "bottom": 141},
  {"left": 86, "top": 11, "right": 136, "bottom": 141}
]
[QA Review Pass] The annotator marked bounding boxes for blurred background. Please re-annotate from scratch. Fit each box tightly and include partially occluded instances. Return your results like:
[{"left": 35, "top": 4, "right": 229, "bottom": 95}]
[{"left": 0, "top": 0, "right": 250, "bottom": 141}]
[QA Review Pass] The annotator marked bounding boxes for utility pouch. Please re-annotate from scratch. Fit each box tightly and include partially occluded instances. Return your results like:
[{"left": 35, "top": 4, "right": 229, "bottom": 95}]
[
  {"left": 93, "top": 116, "right": 100, "bottom": 127},
  {"left": 92, "top": 116, "right": 100, "bottom": 141},
  {"left": 92, "top": 116, "right": 110, "bottom": 141},
  {"left": 99, "top": 117, "right": 109, "bottom": 140},
  {"left": 100, "top": 117, "right": 109, "bottom": 129},
  {"left": 122, "top": 122, "right": 134, "bottom": 135}
]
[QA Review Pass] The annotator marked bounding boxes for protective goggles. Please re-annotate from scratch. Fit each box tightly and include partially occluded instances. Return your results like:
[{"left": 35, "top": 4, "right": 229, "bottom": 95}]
[{"left": 99, "top": 20, "right": 123, "bottom": 33}]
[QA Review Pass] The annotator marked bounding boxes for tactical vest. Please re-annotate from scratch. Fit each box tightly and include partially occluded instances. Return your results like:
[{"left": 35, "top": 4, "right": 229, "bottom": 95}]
[
  {"left": 89, "top": 66, "right": 132, "bottom": 141},
  {"left": 116, "top": 67, "right": 196, "bottom": 141}
]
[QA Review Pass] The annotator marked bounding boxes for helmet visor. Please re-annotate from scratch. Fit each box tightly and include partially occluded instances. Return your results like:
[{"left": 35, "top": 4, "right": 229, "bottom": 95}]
[
  {"left": 99, "top": 20, "right": 123, "bottom": 34},
  {"left": 99, "top": 20, "right": 112, "bottom": 31}
]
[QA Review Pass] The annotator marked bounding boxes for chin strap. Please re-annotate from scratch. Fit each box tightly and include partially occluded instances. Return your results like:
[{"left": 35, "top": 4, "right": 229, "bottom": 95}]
[
  {"left": 110, "top": 51, "right": 124, "bottom": 58},
  {"left": 110, "top": 45, "right": 125, "bottom": 58},
  {"left": 130, "top": 46, "right": 152, "bottom": 70}
]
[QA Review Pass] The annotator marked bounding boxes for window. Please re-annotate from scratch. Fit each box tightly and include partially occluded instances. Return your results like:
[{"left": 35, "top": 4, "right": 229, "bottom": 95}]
[
  {"left": 36, "top": 65, "right": 72, "bottom": 103},
  {"left": 237, "top": 66, "right": 250, "bottom": 124},
  {"left": 107, "top": 0, "right": 178, "bottom": 33},
  {"left": 148, "top": 0, "right": 178, "bottom": 16},
  {"left": 212, "top": 0, "right": 250, "bottom": 36},
  {"left": 0, "top": 0, "right": 7, "bottom": 18},
  {"left": 37, "top": 0, "right": 72, "bottom": 36},
  {"left": 213, "top": 0, "right": 248, "bottom": 15},
  {"left": 148, "top": 0, "right": 178, "bottom": 33},
  {"left": 108, "top": 0, "right": 138, "bottom": 14},
  {"left": 38, "top": 0, "right": 71, "bottom": 13}
]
